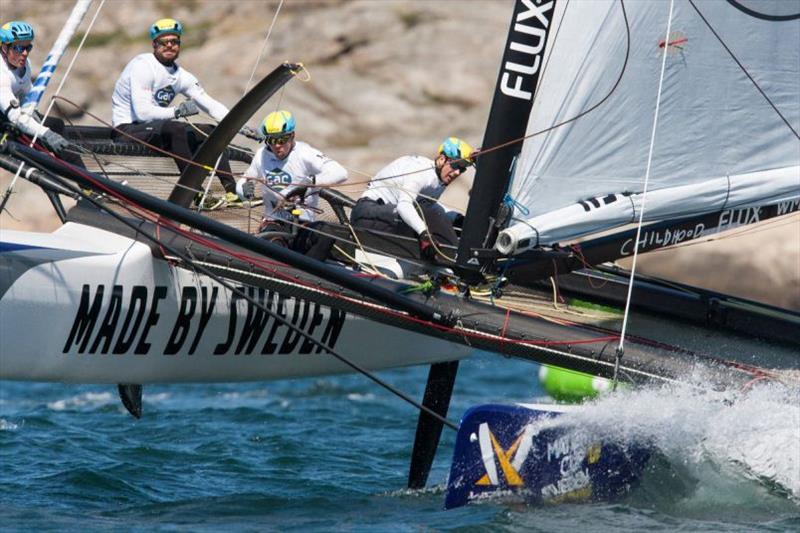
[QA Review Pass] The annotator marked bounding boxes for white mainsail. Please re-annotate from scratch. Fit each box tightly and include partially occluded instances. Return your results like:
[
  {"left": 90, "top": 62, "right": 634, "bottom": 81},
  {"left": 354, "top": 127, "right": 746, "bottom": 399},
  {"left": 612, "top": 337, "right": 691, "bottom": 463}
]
[{"left": 496, "top": 0, "right": 800, "bottom": 254}]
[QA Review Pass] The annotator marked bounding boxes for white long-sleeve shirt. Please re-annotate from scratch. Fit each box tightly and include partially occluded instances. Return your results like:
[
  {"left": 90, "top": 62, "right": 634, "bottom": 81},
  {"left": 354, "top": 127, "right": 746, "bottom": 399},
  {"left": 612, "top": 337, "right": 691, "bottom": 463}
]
[
  {"left": 361, "top": 155, "right": 446, "bottom": 235},
  {"left": 0, "top": 57, "right": 49, "bottom": 137},
  {"left": 111, "top": 53, "right": 228, "bottom": 126},
  {"left": 236, "top": 141, "right": 347, "bottom": 222}
]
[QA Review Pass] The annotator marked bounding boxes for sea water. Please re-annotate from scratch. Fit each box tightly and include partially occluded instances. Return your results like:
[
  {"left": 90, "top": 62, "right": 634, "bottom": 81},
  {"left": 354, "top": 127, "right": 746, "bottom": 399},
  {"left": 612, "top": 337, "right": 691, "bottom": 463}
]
[{"left": 1, "top": 352, "right": 798, "bottom": 532}]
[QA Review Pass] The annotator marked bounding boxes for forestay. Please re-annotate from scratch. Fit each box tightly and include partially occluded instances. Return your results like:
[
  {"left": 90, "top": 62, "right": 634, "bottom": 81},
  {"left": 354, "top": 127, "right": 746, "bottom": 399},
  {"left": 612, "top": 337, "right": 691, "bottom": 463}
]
[{"left": 496, "top": 0, "right": 800, "bottom": 254}]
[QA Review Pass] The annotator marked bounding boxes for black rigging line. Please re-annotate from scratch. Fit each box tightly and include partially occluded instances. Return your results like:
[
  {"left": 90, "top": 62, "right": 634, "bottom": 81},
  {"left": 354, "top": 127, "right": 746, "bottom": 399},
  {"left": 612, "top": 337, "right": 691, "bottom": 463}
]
[
  {"left": 12, "top": 148, "right": 459, "bottom": 432},
  {"left": 472, "top": 0, "right": 631, "bottom": 161},
  {"left": 690, "top": 0, "right": 800, "bottom": 140},
  {"left": 726, "top": 0, "right": 800, "bottom": 22}
]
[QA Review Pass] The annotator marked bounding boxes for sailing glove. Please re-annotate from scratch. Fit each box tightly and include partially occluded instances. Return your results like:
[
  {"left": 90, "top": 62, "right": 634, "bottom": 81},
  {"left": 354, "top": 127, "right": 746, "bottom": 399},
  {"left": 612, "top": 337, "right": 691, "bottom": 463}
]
[
  {"left": 242, "top": 179, "right": 256, "bottom": 200},
  {"left": 41, "top": 130, "right": 71, "bottom": 155},
  {"left": 282, "top": 184, "right": 307, "bottom": 202},
  {"left": 418, "top": 230, "right": 436, "bottom": 261},
  {"left": 239, "top": 125, "right": 265, "bottom": 142},
  {"left": 174, "top": 100, "right": 199, "bottom": 119}
]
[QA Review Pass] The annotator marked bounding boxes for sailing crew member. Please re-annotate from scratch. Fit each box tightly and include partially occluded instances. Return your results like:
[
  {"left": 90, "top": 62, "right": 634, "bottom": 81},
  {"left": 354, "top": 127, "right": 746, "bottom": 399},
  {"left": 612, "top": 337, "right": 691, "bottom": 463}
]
[
  {"left": 349, "top": 137, "right": 474, "bottom": 262},
  {"left": 111, "top": 18, "right": 239, "bottom": 204},
  {"left": 237, "top": 109, "right": 347, "bottom": 260},
  {"left": 0, "top": 21, "right": 73, "bottom": 157}
]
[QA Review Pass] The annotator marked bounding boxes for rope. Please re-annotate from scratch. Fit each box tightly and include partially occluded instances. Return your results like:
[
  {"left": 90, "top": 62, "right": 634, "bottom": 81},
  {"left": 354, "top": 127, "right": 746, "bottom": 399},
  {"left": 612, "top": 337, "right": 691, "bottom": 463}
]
[
  {"left": 402, "top": 280, "right": 435, "bottom": 294},
  {"left": 40, "top": 0, "right": 107, "bottom": 137},
  {"left": 689, "top": 0, "right": 800, "bottom": 140},
  {"left": 243, "top": 0, "right": 285, "bottom": 94},
  {"left": 503, "top": 193, "right": 530, "bottom": 217},
  {"left": 343, "top": 220, "right": 393, "bottom": 278},
  {"left": 615, "top": 0, "right": 675, "bottom": 388},
  {"left": 331, "top": 244, "right": 385, "bottom": 278}
]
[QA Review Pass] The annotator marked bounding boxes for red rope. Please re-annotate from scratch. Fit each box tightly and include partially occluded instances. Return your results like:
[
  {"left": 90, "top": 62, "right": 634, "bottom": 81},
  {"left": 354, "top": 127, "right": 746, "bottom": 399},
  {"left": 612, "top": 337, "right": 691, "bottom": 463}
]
[{"left": 501, "top": 308, "right": 511, "bottom": 343}]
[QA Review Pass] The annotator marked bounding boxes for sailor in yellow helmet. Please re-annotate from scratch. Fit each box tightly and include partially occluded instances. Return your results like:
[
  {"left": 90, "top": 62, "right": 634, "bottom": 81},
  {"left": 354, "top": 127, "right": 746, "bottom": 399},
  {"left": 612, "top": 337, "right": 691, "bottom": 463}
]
[
  {"left": 236, "top": 110, "right": 347, "bottom": 260},
  {"left": 350, "top": 137, "right": 475, "bottom": 262},
  {"left": 111, "top": 18, "right": 241, "bottom": 204}
]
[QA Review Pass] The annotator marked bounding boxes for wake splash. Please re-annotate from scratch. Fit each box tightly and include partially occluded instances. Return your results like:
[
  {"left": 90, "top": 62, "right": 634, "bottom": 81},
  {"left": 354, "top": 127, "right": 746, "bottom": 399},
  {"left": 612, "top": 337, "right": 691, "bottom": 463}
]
[
  {"left": 553, "top": 378, "right": 800, "bottom": 505},
  {"left": 46, "top": 391, "right": 114, "bottom": 411}
]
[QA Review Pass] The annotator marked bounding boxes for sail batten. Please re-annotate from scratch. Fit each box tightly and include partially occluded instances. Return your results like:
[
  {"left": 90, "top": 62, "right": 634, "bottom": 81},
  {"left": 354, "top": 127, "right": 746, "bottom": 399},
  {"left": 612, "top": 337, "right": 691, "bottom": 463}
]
[{"left": 499, "top": 0, "right": 800, "bottom": 255}]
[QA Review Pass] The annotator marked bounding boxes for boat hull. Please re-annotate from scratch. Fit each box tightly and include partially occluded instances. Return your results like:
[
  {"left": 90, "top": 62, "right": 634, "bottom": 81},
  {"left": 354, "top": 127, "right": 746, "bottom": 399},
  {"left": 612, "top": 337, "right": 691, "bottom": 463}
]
[
  {"left": 444, "top": 403, "right": 650, "bottom": 509},
  {"left": 0, "top": 224, "right": 473, "bottom": 383}
]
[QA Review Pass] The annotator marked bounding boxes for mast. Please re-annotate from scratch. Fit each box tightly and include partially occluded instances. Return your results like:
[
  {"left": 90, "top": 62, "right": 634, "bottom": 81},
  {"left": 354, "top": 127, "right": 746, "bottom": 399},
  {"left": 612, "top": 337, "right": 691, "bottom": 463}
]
[{"left": 455, "top": 0, "right": 559, "bottom": 283}]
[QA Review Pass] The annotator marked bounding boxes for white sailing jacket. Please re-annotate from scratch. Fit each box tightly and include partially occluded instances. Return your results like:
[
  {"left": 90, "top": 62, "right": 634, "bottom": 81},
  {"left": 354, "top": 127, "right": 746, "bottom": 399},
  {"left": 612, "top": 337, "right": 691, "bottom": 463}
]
[
  {"left": 237, "top": 141, "right": 347, "bottom": 222},
  {"left": 361, "top": 155, "right": 446, "bottom": 235},
  {"left": 111, "top": 53, "right": 228, "bottom": 126},
  {"left": 0, "top": 57, "right": 49, "bottom": 137}
]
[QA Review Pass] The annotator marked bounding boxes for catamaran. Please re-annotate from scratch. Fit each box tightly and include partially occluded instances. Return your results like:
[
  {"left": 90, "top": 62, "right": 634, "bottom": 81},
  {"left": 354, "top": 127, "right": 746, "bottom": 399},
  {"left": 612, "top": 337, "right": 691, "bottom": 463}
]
[{"left": 1, "top": 0, "right": 798, "bottom": 508}]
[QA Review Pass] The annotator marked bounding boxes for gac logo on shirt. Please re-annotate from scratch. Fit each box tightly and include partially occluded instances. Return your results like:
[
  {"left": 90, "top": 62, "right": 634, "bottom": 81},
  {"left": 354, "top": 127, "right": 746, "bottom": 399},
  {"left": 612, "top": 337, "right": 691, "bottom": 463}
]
[
  {"left": 265, "top": 168, "right": 292, "bottom": 190},
  {"left": 154, "top": 85, "right": 176, "bottom": 107}
]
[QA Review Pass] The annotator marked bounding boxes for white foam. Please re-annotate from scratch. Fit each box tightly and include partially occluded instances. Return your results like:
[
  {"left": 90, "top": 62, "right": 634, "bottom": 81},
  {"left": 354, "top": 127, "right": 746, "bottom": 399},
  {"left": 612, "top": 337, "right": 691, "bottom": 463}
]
[
  {"left": 47, "top": 391, "right": 114, "bottom": 411},
  {"left": 144, "top": 392, "right": 170, "bottom": 402},
  {"left": 347, "top": 393, "right": 376, "bottom": 402},
  {"left": 0, "top": 418, "right": 19, "bottom": 431},
  {"left": 547, "top": 379, "right": 800, "bottom": 500}
]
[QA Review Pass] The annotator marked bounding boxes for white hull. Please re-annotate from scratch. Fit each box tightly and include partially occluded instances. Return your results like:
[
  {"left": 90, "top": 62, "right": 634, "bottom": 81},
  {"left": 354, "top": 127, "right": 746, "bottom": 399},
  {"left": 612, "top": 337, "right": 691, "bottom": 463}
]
[{"left": 0, "top": 223, "right": 473, "bottom": 383}]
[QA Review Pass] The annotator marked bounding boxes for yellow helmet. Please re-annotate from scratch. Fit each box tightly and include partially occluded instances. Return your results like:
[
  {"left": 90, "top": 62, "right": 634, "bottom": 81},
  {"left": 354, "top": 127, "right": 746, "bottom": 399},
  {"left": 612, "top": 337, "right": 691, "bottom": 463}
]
[
  {"left": 260, "top": 110, "right": 296, "bottom": 137},
  {"left": 150, "top": 18, "right": 182, "bottom": 40},
  {"left": 438, "top": 137, "right": 474, "bottom": 162}
]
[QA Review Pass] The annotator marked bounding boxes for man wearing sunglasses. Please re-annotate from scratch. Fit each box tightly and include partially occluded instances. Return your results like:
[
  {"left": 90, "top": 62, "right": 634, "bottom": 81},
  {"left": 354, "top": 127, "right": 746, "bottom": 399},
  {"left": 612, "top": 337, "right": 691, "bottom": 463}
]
[
  {"left": 112, "top": 18, "right": 239, "bottom": 204},
  {"left": 0, "top": 21, "right": 72, "bottom": 156},
  {"left": 350, "top": 137, "right": 474, "bottom": 262},
  {"left": 236, "top": 110, "right": 347, "bottom": 260}
]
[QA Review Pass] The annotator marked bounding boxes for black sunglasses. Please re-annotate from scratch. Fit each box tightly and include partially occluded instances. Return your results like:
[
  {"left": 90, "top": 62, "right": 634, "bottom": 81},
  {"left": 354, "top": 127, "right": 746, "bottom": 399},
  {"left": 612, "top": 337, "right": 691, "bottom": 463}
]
[
  {"left": 448, "top": 158, "right": 471, "bottom": 172},
  {"left": 156, "top": 38, "right": 181, "bottom": 47},
  {"left": 10, "top": 43, "right": 33, "bottom": 53},
  {"left": 266, "top": 134, "right": 293, "bottom": 146}
]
